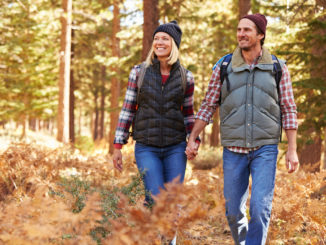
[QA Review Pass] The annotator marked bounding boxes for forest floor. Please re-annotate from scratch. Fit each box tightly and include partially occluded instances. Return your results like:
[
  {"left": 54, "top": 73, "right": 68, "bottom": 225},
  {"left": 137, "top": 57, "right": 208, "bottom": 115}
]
[{"left": 0, "top": 129, "right": 325, "bottom": 245}]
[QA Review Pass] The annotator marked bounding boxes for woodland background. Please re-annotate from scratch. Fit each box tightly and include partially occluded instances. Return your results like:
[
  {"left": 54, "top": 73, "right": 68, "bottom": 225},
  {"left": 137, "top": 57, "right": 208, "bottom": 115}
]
[{"left": 0, "top": 0, "right": 325, "bottom": 244}]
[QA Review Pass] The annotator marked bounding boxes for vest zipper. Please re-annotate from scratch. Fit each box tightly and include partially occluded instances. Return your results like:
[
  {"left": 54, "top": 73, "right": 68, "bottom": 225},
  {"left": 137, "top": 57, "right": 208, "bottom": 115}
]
[{"left": 160, "top": 82, "right": 164, "bottom": 146}]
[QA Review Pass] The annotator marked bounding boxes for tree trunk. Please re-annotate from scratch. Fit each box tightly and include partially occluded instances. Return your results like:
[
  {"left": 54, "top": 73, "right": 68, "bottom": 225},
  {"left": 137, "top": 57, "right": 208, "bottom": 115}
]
[
  {"left": 239, "top": 0, "right": 251, "bottom": 19},
  {"left": 69, "top": 27, "right": 75, "bottom": 143},
  {"left": 301, "top": 6, "right": 326, "bottom": 171},
  {"left": 108, "top": 0, "right": 121, "bottom": 154},
  {"left": 93, "top": 88, "right": 99, "bottom": 141},
  {"left": 20, "top": 94, "right": 29, "bottom": 139},
  {"left": 57, "top": 0, "right": 72, "bottom": 143},
  {"left": 298, "top": 130, "right": 322, "bottom": 172},
  {"left": 78, "top": 106, "right": 82, "bottom": 136},
  {"left": 99, "top": 65, "right": 106, "bottom": 139},
  {"left": 210, "top": 108, "right": 220, "bottom": 147},
  {"left": 317, "top": 2, "right": 326, "bottom": 170},
  {"left": 142, "top": 0, "right": 159, "bottom": 61},
  {"left": 29, "top": 118, "right": 36, "bottom": 131},
  {"left": 323, "top": 128, "right": 326, "bottom": 170}
]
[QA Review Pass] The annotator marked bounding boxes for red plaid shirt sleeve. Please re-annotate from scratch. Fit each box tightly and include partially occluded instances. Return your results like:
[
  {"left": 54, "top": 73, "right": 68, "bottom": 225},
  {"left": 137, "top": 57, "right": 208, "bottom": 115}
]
[
  {"left": 195, "top": 65, "right": 221, "bottom": 123},
  {"left": 279, "top": 64, "right": 298, "bottom": 130},
  {"left": 183, "top": 70, "right": 196, "bottom": 136},
  {"left": 113, "top": 65, "right": 139, "bottom": 145}
]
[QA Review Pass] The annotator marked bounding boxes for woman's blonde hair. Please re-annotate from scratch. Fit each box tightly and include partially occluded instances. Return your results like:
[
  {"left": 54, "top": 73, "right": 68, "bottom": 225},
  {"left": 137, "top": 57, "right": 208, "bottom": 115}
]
[{"left": 145, "top": 37, "right": 179, "bottom": 67}]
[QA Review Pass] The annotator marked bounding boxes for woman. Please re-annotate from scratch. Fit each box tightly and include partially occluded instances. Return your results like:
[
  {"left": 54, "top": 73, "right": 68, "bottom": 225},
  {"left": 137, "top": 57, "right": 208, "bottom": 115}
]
[{"left": 113, "top": 20, "right": 198, "bottom": 207}]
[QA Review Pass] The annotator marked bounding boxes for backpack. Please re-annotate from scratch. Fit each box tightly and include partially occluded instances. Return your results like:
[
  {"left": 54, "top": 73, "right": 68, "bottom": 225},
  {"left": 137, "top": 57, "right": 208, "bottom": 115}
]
[
  {"left": 136, "top": 62, "right": 188, "bottom": 104},
  {"left": 213, "top": 53, "right": 283, "bottom": 140}
]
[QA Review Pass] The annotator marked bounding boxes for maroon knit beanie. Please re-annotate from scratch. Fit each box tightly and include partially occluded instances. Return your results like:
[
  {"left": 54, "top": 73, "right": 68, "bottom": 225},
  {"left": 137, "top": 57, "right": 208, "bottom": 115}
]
[{"left": 242, "top": 13, "right": 267, "bottom": 35}]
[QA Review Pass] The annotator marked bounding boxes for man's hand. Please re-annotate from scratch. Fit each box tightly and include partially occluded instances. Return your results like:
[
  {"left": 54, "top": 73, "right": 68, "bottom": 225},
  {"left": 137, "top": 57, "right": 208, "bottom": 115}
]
[
  {"left": 285, "top": 150, "right": 299, "bottom": 173},
  {"left": 285, "top": 129, "right": 299, "bottom": 173},
  {"left": 186, "top": 119, "right": 207, "bottom": 160},
  {"left": 113, "top": 148, "right": 123, "bottom": 172},
  {"left": 186, "top": 140, "right": 199, "bottom": 160}
]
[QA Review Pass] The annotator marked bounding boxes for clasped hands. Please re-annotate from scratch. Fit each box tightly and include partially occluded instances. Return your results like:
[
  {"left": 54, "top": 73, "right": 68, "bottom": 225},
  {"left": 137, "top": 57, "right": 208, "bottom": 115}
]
[{"left": 185, "top": 140, "right": 199, "bottom": 160}]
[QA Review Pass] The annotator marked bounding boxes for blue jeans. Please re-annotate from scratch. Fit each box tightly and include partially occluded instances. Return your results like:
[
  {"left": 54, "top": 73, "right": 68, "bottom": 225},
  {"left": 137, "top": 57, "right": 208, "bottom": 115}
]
[
  {"left": 135, "top": 141, "right": 187, "bottom": 206},
  {"left": 223, "top": 145, "right": 278, "bottom": 245}
]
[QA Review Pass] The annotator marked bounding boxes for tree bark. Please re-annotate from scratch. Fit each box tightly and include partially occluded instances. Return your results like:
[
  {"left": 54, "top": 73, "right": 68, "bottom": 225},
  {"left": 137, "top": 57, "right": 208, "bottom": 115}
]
[
  {"left": 298, "top": 129, "right": 322, "bottom": 172},
  {"left": 210, "top": 108, "right": 220, "bottom": 147},
  {"left": 57, "top": 0, "right": 72, "bottom": 143},
  {"left": 239, "top": 0, "right": 251, "bottom": 19},
  {"left": 93, "top": 87, "right": 99, "bottom": 141},
  {"left": 108, "top": 0, "right": 121, "bottom": 153},
  {"left": 69, "top": 27, "right": 75, "bottom": 143},
  {"left": 142, "top": 0, "right": 159, "bottom": 61},
  {"left": 99, "top": 65, "right": 106, "bottom": 139},
  {"left": 78, "top": 106, "right": 82, "bottom": 136},
  {"left": 323, "top": 128, "right": 326, "bottom": 170}
]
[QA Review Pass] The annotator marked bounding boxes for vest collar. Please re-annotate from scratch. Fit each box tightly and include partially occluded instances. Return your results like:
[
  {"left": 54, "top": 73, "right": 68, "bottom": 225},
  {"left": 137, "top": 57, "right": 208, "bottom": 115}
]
[
  {"left": 232, "top": 46, "right": 273, "bottom": 71},
  {"left": 152, "top": 58, "right": 181, "bottom": 74}
]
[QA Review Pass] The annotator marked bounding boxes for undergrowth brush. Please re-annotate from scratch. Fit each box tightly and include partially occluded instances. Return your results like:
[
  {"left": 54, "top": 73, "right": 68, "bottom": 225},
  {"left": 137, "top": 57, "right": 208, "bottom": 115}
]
[{"left": 0, "top": 142, "right": 324, "bottom": 244}]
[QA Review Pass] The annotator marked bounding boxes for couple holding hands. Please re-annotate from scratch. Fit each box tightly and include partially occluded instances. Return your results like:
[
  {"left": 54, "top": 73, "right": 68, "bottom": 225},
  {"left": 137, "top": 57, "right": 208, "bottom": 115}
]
[{"left": 113, "top": 14, "right": 299, "bottom": 245}]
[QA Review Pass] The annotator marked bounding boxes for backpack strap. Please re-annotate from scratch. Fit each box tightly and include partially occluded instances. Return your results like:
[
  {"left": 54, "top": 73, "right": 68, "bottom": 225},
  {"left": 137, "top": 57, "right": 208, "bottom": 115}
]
[
  {"left": 131, "top": 62, "right": 146, "bottom": 136},
  {"left": 179, "top": 65, "right": 187, "bottom": 95},
  {"left": 271, "top": 55, "right": 282, "bottom": 98},
  {"left": 219, "top": 53, "right": 233, "bottom": 89},
  {"left": 271, "top": 54, "right": 283, "bottom": 142},
  {"left": 216, "top": 53, "right": 232, "bottom": 104},
  {"left": 136, "top": 62, "right": 147, "bottom": 105}
]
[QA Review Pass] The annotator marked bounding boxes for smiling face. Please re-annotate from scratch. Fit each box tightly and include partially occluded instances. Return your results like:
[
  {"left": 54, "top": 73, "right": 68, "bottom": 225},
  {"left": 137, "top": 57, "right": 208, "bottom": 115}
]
[
  {"left": 153, "top": 32, "right": 172, "bottom": 59},
  {"left": 237, "top": 18, "right": 264, "bottom": 51}
]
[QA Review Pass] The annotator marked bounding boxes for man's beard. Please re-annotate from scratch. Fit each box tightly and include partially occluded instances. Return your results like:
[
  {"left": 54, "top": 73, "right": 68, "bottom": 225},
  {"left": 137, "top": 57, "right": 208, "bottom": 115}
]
[{"left": 241, "top": 46, "right": 250, "bottom": 51}]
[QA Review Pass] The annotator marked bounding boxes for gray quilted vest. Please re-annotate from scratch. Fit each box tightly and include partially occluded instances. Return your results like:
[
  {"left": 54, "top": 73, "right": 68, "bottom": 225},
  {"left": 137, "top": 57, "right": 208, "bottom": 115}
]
[{"left": 220, "top": 47, "right": 284, "bottom": 148}]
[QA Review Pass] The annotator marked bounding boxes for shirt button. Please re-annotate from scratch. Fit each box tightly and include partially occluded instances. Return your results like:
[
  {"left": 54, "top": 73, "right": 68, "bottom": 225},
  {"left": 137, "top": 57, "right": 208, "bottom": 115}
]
[{"left": 248, "top": 123, "right": 250, "bottom": 126}]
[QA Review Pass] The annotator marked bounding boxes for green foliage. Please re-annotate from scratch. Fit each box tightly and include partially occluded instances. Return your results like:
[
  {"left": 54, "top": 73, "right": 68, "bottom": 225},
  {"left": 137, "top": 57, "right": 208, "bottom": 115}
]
[
  {"left": 275, "top": 1, "right": 326, "bottom": 148},
  {"left": 92, "top": 174, "right": 145, "bottom": 243},
  {"left": 50, "top": 173, "right": 145, "bottom": 244},
  {"left": 71, "top": 0, "right": 142, "bottom": 131},
  {"left": 62, "top": 176, "right": 91, "bottom": 213},
  {"left": 159, "top": 0, "right": 238, "bottom": 111},
  {"left": 50, "top": 176, "right": 91, "bottom": 213},
  {"left": 0, "top": 0, "right": 59, "bottom": 122},
  {"left": 1, "top": 0, "right": 325, "bottom": 156}
]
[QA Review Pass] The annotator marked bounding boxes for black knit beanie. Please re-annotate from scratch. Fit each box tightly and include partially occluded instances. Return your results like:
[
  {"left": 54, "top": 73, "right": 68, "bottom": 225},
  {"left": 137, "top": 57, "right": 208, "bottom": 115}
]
[{"left": 153, "top": 20, "right": 182, "bottom": 48}]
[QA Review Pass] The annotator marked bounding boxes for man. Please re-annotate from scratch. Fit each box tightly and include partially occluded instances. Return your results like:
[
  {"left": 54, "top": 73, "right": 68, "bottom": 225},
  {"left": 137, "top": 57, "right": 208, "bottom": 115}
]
[{"left": 186, "top": 14, "right": 299, "bottom": 245}]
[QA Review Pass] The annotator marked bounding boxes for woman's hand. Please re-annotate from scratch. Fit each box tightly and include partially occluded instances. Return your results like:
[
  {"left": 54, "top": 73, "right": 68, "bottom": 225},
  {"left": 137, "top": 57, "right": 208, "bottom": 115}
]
[
  {"left": 113, "top": 149, "right": 123, "bottom": 172},
  {"left": 185, "top": 140, "right": 199, "bottom": 160}
]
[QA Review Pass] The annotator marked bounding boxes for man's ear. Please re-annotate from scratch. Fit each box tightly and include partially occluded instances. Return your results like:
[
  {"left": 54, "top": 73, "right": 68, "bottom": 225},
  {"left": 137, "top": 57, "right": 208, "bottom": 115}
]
[{"left": 258, "top": 33, "right": 264, "bottom": 42}]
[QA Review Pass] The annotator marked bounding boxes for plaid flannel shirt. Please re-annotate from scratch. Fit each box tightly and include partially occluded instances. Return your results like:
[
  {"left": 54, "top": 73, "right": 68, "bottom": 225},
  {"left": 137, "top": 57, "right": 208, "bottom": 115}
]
[
  {"left": 114, "top": 64, "right": 196, "bottom": 148},
  {"left": 196, "top": 53, "right": 298, "bottom": 154}
]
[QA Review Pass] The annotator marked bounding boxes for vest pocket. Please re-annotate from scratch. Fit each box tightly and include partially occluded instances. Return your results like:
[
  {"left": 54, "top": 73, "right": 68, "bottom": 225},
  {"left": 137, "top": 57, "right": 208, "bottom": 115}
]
[
  {"left": 222, "top": 108, "right": 238, "bottom": 125},
  {"left": 259, "top": 108, "right": 279, "bottom": 124}
]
